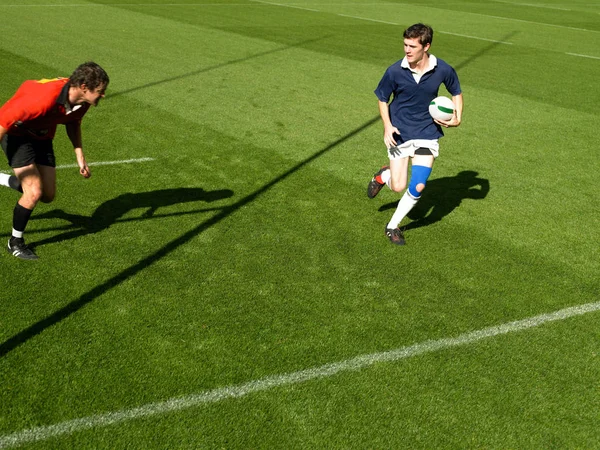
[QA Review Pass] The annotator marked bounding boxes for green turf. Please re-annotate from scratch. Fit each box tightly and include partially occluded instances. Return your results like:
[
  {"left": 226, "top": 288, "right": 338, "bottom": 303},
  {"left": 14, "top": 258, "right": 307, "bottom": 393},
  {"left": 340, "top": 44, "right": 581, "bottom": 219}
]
[{"left": 0, "top": 0, "right": 599, "bottom": 448}]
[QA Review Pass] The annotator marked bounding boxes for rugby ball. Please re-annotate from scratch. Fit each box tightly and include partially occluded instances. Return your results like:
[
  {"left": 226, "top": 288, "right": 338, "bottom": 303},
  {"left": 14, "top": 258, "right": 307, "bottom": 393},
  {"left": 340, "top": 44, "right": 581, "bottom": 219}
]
[{"left": 429, "top": 96, "right": 455, "bottom": 121}]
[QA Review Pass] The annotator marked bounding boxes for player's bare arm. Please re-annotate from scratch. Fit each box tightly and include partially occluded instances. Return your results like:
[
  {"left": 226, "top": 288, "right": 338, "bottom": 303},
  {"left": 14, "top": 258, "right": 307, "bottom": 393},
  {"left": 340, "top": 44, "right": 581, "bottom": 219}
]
[
  {"left": 66, "top": 121, "right": 91, "bottom": 178},
  {"left": 378, "top": 100, "right": 400, "bottom": 148}
]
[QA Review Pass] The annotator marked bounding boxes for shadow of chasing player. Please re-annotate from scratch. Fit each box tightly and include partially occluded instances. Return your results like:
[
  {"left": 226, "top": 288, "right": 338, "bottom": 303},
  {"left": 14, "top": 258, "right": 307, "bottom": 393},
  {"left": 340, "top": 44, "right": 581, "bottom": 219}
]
[
  {"left": 379, "top": 170, "right": 490, "bottom": 230},
  {"left": 30, "top": 187, "right": 234, "bottom": 248}
]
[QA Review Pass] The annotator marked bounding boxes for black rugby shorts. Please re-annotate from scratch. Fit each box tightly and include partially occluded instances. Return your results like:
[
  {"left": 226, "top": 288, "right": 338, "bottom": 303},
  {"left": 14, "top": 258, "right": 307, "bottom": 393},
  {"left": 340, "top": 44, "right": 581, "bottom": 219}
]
[{"left": 1, "top": 134, "right": 56, "bottom": 168}]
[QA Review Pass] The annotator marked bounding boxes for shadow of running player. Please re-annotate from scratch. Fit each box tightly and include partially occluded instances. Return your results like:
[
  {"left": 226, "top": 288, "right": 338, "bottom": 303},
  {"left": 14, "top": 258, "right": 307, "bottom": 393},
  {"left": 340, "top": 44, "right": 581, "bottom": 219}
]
[
  {"left": 30, "top": 187, "right": 234, "bottom": 248},
  {"left": 379, "top": 170, "right": 490, "bottom": 230}
]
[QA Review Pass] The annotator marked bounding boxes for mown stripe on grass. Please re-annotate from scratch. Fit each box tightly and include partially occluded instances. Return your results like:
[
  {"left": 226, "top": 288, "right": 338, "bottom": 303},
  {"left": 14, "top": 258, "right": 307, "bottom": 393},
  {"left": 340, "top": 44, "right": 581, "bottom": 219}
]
[
  {"left": 249, "top": 0, "right": 600, "bottom": 33},
  {"left": 1, "top": 300, "right": 599, "bottom": 448}
]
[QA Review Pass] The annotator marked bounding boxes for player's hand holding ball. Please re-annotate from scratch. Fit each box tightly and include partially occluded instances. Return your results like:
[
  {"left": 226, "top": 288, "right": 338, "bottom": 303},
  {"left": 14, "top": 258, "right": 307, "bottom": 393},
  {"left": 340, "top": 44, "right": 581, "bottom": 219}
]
[{"left": 429, "top": 96, "right": 460, "bottom": 128}]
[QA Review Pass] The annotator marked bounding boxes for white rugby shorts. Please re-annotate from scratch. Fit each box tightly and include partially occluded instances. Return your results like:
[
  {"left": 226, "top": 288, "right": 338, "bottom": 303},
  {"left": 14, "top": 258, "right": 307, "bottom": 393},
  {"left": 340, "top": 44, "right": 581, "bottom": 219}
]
[{"left": 387, "top": 139, "right": 439, "bottom": 160}]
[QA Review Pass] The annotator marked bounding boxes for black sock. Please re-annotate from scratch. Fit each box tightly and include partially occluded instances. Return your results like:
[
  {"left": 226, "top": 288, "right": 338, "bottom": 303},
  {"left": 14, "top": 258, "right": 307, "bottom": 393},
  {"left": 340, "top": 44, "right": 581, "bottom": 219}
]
[{"left": 13, "top": 203, "right": 33, "bottom": 238}]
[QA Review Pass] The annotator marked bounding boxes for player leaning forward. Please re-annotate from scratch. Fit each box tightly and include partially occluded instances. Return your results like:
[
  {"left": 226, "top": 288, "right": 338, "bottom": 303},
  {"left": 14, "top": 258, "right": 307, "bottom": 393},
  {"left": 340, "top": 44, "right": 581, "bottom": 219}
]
[
  {"left": 368, "top": 23, "right": 463, "bottom": 245},
  {"left": 0, "top": 62, "right": 109, "bottom": 260}
]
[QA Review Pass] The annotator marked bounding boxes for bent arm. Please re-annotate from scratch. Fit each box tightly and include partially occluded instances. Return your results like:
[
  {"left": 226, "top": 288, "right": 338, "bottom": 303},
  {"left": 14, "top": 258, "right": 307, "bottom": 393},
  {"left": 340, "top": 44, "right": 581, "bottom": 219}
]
[
  {"left": 452, "top": 92, "right": 463, "bottom": 125},
  {"left": 434, "top": 92, "right": 463, "bottom": 128}
]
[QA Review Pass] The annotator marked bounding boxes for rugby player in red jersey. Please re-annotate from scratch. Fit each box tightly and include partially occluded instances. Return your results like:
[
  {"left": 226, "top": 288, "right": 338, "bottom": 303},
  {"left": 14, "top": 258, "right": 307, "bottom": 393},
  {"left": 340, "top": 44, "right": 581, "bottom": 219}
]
[{"left": 0, "top": 61, "right": 109, "bottom": 259}]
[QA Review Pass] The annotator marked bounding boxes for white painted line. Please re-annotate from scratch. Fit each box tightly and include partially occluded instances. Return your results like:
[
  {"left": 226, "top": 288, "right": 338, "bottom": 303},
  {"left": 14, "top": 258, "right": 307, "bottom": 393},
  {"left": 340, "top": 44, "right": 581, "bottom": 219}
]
[
  {"left": 465, "top": 10, "right": 600, "bottom": 33},
  {"left": 56, "top": 157, "right": 156, "bottom": 169},
  {"left": 249, "top": 0, "right": 320, "bottom": 12},
  {"left": 566, "top": 52, "right": 600, "bottom": 60},
  {"left": 438, "top": 31, "right": 514, "bottom": 44},
  {"left": 3, "top": 1, "right": 596, "bottom": 33},
  {"left": 489, "top": 0, "right": 572, "bottom": 11},
  {"left": 0, "top": 2, "right": 389, "bottom": 5},
  {"left": 249, "top": 1, "right": 600, "bottom": 34},
  {"left": 0, "top": 158, "right": 155, "bottom": 174},
  {"left": 333, "top": 13, "right": 515, "bottom": 44},
  {"left": 1, "top": 300, "right": 599, "bottom": 448},
  {"left": 337, "top": 13, "right": 399, "bottom": 25}
]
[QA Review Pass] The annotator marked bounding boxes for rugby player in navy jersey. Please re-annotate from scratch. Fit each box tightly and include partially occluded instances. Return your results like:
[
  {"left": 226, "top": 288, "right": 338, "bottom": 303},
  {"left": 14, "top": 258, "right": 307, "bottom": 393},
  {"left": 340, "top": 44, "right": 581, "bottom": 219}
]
[{"left": 367, "top": 23, "right": 463, "bottom": 245}]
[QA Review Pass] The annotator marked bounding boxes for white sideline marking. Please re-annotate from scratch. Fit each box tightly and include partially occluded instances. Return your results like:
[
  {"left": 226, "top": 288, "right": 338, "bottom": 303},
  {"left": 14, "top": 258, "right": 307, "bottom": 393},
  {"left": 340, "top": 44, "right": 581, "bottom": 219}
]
[
  {"left": 333, "top": 15, "right": 515, "bottom": 45},
  {"left": 490, "top": 0, "right": 572, "bottom": 11},
  {"left": 438, "top": 31, "right": 514, "bottom": 44},
  {"left": 55, "top": 157, "right": 155, "bottom": 169},
  {"left": 337, "top": 13, "right": 398, "bottom": 25},
  {"left": 249, "top": 1, "right": 600, "bottom": 34},
  {"left": 249, "top": 0, "right": 319, "bottom": 12},
  {"left": 1, "top": 300, "right": 599, "bottom": 448},
  {"left": 0, "top": 3, "right": 259, "bottom": 6},
  {"left": 566, "top": 52, "right": 600, "bottom": 60},
  {"left": 2, "top": 2, "right": 597, "bottom": 33},
  {"left": 0, "top": 158, "right": 155, "bottom": 174},
  {"left": 466, "top": 10, "right": 600, "bottom": 33}
]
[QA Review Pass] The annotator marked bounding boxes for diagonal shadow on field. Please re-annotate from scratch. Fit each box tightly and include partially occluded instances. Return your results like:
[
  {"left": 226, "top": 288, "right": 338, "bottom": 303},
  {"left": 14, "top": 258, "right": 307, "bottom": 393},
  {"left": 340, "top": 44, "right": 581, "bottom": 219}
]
[
  {"left": 0, "top": 31, "right": 514, "bottom": 357},
  {"left": 108, "top": 35, "right": 331, "bottom": 99},
  {"left": 0, "top": 208, "right": 230, "bottom": 238},
  {"left": 378, "top": 171, "right": 490, "bottom": 229},
  {"left": 26, "top": 188, "right": 234, "bottom": 248},
  {"left": 452, "top": 31, "right": 518, "bottom": 72},
  {"left": 0, "top": 116, "right": 380, "bottom": 358}
]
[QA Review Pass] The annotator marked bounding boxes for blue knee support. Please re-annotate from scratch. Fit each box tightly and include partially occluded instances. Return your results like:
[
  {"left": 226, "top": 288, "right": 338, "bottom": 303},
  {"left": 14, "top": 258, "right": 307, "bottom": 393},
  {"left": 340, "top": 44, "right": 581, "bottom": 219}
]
[{"left": 408, "top": 165, "right": 432, "bottom": 199}]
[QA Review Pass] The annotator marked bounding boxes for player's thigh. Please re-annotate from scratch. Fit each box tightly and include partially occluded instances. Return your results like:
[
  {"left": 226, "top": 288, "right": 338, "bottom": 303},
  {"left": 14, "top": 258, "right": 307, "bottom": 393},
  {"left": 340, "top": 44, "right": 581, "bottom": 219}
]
[
  {"left": 14, "top": 163, "right": 43, "bottom": 198},
  {"left": 37, "top": 165, "right": 57, "bottom": 202},
  {"left": 412, "top": 154, "right": 435, "bottom": 169},
  {"left": 389, "top": 157, "right": 409, "bottom": 192}
]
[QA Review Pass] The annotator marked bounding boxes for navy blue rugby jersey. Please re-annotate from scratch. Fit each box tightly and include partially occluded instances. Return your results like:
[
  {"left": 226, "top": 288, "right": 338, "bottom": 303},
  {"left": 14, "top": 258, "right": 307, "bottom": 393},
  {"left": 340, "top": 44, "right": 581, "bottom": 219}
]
[{"left": 374, "top": 56, "right": 461, "bottom": 143}]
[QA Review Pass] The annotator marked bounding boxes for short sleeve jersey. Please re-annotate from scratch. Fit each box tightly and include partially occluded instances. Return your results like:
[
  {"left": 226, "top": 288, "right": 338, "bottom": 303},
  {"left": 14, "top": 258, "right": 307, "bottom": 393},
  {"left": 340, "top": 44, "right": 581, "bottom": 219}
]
[
  {"left": 0, "top": 78, "right": 90, "bottom": 140},
  {"left": 374, "top": 55, "right": 461, "bottom": 143}
]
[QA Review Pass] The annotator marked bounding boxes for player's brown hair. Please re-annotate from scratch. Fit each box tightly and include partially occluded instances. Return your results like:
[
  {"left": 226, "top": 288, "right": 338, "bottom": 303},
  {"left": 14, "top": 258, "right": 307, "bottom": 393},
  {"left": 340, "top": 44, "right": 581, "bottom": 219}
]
[
  {"left": 403, "top": 23, "right": 434, "bottom": 47},
  {"left": 69, "top": 62, "right": 109, "bottom": 91}
]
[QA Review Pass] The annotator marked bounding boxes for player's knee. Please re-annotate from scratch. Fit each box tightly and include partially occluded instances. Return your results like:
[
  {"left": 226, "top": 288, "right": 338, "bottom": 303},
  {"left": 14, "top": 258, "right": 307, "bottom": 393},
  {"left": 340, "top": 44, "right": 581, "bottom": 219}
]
[
  {"left": 40, "top": 192, "right": 55, "bottom": 203},
  {"left": 390, "top": 179, "right": 406, "bottom": 193},
  {"left": 23, "top": 186, "right": 43, "bottom": 204},
  {"left": 407, "top": 165, "right": 432, "bottom": 199}
]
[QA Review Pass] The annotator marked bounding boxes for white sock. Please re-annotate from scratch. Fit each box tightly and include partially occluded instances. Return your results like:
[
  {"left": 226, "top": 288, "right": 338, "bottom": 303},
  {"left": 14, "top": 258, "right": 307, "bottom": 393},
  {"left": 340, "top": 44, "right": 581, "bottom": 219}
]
[
  {"left": 12, "top": 228, "right": 24, "bottom": 239},
  {"left": 387, "top": 191, "right": 419, "bottom": 229},
  {"left": 381, "top": 169, "right": 391, "bottom": 188},
  {"left": 0, "top": 173, "right": 10, "bottom": 187}
]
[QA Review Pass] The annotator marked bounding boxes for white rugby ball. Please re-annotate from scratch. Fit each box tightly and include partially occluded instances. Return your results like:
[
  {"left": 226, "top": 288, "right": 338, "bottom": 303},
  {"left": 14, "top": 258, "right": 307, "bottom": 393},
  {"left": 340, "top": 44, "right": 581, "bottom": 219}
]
[{"left": 429, "top": 96, "right": 455, "bottom": 121}]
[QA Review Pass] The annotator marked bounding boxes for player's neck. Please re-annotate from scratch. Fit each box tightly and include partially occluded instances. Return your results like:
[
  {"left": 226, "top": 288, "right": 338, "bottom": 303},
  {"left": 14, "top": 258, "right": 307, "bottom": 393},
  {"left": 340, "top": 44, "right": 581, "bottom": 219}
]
[
  {"left": 409, "top": 53, "right": 430, "bottom": 73},
  {"left": 68, "top": 86, "right": 84, "bottom": 106}
]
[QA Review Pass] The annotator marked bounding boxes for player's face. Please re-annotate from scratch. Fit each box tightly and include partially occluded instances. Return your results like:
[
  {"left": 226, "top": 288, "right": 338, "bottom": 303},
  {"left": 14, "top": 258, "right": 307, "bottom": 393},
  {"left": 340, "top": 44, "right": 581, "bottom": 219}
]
[
  {"left": 404, "top": 38, "right": 430, "bottom": 65},
  {"left": 81, "top": 84, "right": 107, "bottom": 106}
]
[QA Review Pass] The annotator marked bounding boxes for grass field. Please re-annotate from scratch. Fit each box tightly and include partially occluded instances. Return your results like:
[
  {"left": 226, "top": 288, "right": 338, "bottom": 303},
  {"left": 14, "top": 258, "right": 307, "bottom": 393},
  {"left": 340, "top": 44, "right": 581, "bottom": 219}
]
[{"left": 0, "top": 0, "right": 599, "bottom": 448}]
